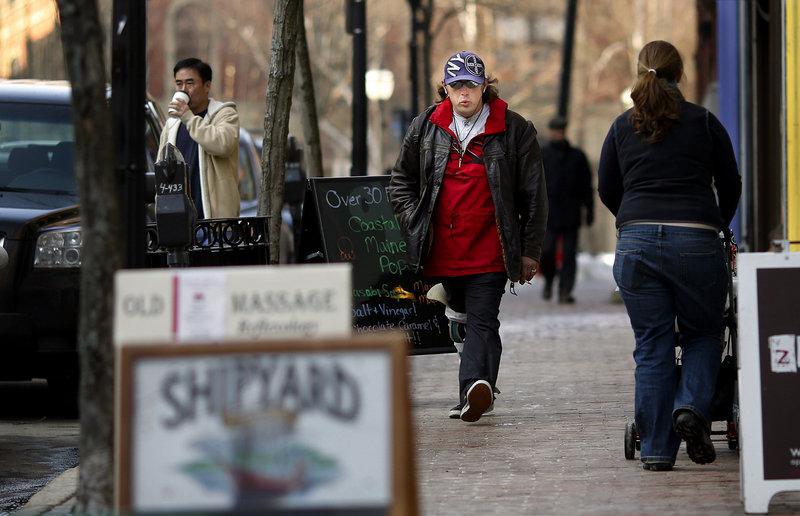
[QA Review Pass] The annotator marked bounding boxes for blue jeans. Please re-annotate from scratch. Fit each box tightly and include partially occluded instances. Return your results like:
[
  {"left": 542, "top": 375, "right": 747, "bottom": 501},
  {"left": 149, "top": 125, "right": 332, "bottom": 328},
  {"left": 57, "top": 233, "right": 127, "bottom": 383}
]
[{"left": 613, "top": 225, "right": 727, "bottom": 464}]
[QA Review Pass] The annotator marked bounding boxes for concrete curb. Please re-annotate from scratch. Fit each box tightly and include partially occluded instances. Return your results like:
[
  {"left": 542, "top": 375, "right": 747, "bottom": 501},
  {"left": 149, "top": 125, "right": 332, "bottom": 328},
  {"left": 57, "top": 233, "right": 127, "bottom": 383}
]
[{"left": 19, "top": 466, "right": 78, "bottom": 516}]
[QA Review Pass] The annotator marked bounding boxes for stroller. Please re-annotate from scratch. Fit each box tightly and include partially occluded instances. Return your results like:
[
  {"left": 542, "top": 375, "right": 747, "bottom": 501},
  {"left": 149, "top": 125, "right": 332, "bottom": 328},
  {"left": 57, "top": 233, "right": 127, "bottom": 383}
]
[{"left": 624, "top": 229, "right": 739, "bottom": 460}]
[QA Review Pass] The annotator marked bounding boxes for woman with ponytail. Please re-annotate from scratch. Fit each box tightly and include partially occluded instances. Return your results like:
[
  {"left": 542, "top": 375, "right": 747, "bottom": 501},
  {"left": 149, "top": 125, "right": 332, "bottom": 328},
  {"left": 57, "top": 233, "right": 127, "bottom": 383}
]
[{"left": 598, "top": 41, "right": 741, "bottom": 471}]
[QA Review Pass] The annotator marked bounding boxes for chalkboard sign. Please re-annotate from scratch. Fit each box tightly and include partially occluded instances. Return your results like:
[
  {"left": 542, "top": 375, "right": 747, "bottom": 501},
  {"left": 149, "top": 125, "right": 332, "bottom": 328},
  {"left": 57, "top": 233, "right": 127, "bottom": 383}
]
[{"left": 299, "top": 176, "right": 452, "bottom": 354}]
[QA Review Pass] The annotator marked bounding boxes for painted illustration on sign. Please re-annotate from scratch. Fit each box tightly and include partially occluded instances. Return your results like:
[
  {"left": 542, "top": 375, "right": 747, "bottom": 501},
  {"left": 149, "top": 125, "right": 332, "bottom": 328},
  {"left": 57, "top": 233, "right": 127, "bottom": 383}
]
[
  {"left": 130, "top": 351, "right": 391, "bottom": 512},
  {"left": 180, "top": 408, "right": 339, "bottom": 506}
]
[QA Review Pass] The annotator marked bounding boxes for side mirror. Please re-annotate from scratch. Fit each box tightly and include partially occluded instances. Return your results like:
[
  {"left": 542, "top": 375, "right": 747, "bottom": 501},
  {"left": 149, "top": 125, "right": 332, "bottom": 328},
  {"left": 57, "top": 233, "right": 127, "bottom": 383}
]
[{"left": 144, "top": 171, "right": 156, "bottom": 203}]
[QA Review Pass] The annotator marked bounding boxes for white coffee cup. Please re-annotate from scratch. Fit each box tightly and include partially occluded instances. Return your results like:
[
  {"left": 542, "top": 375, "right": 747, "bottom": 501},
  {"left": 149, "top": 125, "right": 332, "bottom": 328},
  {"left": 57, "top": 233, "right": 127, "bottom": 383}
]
[{"left": 168, "top": 90, "right": 190, "bottom": 115}]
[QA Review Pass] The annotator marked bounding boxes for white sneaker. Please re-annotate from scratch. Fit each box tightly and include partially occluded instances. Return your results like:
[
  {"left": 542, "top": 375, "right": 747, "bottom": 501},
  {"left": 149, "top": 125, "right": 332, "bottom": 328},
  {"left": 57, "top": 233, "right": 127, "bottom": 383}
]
[
  {"left": 450, "top": 399, "right": 493, "bottom": 419},
  {"left": 460, "top": 380, "right": 493, "bottom": 422}
]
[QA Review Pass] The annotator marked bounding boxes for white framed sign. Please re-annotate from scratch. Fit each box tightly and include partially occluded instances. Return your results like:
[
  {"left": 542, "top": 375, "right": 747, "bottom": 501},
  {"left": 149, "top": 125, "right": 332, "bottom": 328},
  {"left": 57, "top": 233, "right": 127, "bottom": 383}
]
[
  {"left": 114, "top": 332, "right": 416, "bottom": 515},
  {"left": 113, "top": 263, "right": 352, "bottom": 345},
  {"left": 738, "top": 252, "right": 800, "bottom": 513}
]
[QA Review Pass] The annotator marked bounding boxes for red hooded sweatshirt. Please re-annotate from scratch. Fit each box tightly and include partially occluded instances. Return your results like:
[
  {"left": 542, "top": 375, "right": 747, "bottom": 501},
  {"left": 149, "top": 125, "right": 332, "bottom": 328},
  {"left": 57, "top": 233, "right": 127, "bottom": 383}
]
[{"left": 423, "top": 97, "right": 508, "bottom": 277}]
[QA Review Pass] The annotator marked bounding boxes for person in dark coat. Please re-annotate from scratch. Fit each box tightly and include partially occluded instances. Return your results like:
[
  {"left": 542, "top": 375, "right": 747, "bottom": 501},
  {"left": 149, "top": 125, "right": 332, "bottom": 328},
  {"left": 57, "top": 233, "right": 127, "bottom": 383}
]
[{"left": 539, "top": 116, "right": 594, "bottom": 303}]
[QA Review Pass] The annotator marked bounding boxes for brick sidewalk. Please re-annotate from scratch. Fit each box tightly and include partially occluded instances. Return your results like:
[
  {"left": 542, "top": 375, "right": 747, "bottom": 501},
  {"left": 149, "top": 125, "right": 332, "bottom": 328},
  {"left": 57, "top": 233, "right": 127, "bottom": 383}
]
[
  {"left": 24, "top": 276, "right": 800, "bottom": 515},
  {"left": 408, "top": 278, "right": 800, "bottom": 515}
]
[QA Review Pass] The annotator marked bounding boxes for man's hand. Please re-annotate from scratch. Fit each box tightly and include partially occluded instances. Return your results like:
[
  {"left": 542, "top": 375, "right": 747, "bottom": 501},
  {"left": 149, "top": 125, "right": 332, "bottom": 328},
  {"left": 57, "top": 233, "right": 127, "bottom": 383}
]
[
  {"left": 520, "top": 256, "right": 539, "bottom": 284},
  {"left": 168, "top": 98, "right": 190, "bottom": 118}
]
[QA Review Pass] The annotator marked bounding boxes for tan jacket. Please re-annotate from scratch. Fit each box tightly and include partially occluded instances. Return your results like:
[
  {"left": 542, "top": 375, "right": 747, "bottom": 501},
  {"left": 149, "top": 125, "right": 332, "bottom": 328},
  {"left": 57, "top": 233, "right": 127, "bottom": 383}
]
[{"left": 159, "top": 97, "right": 240, "bottom": 218}]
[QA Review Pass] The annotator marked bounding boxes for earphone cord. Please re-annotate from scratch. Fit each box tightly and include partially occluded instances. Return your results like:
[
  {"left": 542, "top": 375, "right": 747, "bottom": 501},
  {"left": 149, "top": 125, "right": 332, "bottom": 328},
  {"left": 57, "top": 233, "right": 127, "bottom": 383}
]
[{"left": 453, "top": 104, "right": 484, "bottom": 154}]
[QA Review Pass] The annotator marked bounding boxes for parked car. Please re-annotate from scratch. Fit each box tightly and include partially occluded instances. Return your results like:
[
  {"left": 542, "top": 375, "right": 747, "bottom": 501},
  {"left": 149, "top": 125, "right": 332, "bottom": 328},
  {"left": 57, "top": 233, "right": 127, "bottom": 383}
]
[
  {"left": 246, "top": 129, "right": 305, "bottom": 259},
  {"left": 238, "top": 127, "right": 295, "bottom": 263},
  {"left": 0, "top": 81, "right": 290, "bottom": 413},
  {"left": 0, "top": 79, "right": 165, "bottom": 412}
]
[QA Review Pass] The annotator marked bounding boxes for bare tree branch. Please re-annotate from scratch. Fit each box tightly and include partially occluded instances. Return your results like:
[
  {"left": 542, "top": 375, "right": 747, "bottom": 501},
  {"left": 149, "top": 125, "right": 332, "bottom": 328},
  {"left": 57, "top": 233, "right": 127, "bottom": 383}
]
[{"left": 295, "top": 0, "right": 324, "bottom": 179}]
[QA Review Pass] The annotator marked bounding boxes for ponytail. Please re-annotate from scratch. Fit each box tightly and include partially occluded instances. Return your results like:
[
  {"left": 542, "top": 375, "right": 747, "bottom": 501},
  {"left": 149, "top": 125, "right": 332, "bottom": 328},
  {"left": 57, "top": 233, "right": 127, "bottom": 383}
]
[{"left": 629, "top": 41, "right": 684, "bottom": 143}]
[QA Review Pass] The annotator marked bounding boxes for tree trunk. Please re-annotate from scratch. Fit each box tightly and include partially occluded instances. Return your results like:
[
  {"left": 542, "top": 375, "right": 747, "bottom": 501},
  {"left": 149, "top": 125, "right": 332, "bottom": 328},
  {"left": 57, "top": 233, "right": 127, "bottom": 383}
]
[
  {"left": 295, "top": 0, "right": 323, "bottom": 179},
  {"left": 56, "top": 0, "right": 120, "bottom": 512},
  {"left": 419, "top": 1, "right": 460, "bottom": 110},
  {"left": 259, "top": 0, "right": 302, "bottom": 264}
]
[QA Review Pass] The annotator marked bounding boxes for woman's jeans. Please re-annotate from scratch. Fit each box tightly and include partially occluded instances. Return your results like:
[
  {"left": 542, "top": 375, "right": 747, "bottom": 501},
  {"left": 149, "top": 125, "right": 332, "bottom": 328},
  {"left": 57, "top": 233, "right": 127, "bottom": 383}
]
[
  {"left": 613, "top": 224, "right": 727, "bottom": 463},
  {"left": 441, "top": 272, "right": 507, "bottom": 402}
]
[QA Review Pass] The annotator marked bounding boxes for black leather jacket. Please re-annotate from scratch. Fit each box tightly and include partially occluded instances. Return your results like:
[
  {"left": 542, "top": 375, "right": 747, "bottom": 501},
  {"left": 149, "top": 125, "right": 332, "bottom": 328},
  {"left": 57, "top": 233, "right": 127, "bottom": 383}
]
[{"left": 389, "top": 102, "right": 548, "bottom": 283}]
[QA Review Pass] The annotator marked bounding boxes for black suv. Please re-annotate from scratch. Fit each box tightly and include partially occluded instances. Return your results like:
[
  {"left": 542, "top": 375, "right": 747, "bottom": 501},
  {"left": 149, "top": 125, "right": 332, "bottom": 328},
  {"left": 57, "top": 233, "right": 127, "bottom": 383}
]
[{"left": 0, "top": 80, "right": 165, "bottom": 404}]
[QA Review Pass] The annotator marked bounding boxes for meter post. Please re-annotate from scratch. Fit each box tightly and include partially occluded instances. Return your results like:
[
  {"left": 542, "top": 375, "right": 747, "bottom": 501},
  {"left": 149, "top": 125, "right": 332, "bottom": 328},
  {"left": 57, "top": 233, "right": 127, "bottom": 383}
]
[
  {"left": 284, "top": 135, "right": 306, "bottom": 260},
  {"left": 154, "top": 144, "right": 197, "bottom": 267}
]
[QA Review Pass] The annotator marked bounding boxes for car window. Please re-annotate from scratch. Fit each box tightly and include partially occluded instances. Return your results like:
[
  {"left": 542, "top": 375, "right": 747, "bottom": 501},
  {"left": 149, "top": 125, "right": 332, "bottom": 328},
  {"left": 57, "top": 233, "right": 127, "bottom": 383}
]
[
  {"left": 238, "top": 140, "right": 258, "bottom": 202},
  {"left": 0, "top": 102, "right": 75, "bottom": 192},
  {"left": 144, "top": 119, "right": 159, "bottom": 172},
  {"left": 1, "top": 99, "right": 165, "bottom": 193},
  {"left": 145, "top": 98, "right": 165, "bottom": 171}
]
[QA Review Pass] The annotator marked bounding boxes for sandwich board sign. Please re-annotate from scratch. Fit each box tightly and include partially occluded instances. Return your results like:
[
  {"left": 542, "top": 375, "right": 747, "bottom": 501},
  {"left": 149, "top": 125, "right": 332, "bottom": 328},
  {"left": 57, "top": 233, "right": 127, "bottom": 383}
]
[
  {"left": 114, "top": 333, "right": 417, "bottom": 515},
  {"left": 112, "top": 263, "right": 419, "bottom": 513},
  {"left": 113, "top": 263, "right": 352, "bottom": 345},
  {"left": 298, "top": 176, "right": 453, "bottom": 354},
  {"left": 737, "top": 252, "right": 800, "bottom": 513}
]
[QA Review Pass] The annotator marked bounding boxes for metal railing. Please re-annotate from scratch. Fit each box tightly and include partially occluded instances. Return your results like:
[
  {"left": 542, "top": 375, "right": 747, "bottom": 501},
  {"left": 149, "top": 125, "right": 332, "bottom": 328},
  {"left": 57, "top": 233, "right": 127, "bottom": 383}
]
[{"left": 145, "top": 216, "right": 271, "bottom": 267}]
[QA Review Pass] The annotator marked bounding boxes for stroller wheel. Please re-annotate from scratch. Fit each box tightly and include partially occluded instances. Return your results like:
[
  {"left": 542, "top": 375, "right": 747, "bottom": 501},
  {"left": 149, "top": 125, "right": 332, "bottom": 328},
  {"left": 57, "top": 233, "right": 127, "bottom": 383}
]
[
  {"left": 624, "top": 422, "right": 638, "bottom": 460},
  {"left": 727, "top": 420, "right": 739, "bottom": 451}
]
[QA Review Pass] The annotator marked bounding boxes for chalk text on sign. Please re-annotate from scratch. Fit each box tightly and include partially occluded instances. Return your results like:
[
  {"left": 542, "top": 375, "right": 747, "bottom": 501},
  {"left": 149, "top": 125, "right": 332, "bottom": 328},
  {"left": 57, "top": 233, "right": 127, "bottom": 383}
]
[
  {"left": 378, "top": 255, "right": 408, "bottom": 275},
  {"left": 348, "top": 214, "right": 403, "bottom": 234}
]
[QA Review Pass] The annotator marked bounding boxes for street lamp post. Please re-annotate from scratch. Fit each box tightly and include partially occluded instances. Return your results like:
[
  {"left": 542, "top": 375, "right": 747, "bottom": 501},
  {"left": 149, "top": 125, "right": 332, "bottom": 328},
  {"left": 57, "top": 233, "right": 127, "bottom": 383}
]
[
  {"left": 408, "top": 0, "right": 420, "bottom": 118},
  {"left": 557, "top": 0, "right": 578, "bottom": 118},
  {"left": 366, "top": 69, "right": 396, "bottom": 102},
  {"left": 347, "top": 0, "right": 367, "bottom": 176},
  {"left": 366, "top": 69, "right": 395, "bottom": 173}
]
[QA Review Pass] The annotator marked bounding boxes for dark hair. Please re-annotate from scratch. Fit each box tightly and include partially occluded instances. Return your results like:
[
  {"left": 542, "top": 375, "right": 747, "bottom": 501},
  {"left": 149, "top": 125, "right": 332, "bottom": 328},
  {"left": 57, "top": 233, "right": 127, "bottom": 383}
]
[
  {"left": 629, "top": 40, "right": 684, "bottom": 143},
  {"left": 173, "top": 58, "right": 212, "bottom": 83},
  {"left": 436, "top": 74, "right": 500, "bottom": 104}
]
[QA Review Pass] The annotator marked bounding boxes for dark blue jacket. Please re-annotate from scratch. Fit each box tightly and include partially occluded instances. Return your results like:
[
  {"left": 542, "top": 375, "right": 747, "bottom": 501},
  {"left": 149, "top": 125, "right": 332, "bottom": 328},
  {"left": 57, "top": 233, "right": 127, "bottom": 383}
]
[{"left": 597, "top": 102, "right": 741, "bottom": 229}]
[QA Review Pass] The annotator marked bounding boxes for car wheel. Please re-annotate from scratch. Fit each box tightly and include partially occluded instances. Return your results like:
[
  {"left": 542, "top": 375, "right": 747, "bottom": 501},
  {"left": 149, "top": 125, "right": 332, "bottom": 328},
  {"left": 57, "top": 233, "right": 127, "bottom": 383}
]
[{"left": 46, "top": 376, "right": 79, "bottom": 418}]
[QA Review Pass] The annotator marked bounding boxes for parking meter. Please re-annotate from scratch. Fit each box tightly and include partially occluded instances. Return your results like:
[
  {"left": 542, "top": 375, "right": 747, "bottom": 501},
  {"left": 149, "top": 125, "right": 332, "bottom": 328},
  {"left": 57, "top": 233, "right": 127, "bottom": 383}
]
[
  {"left": 154, "top": 143, "right": 197, "bottom": 266},
  {"left": 284, "top": 135, "right": 306, "bottom": 205},
  {"left": 284, "top": 135, "right": 306, "bottom": 261}
]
